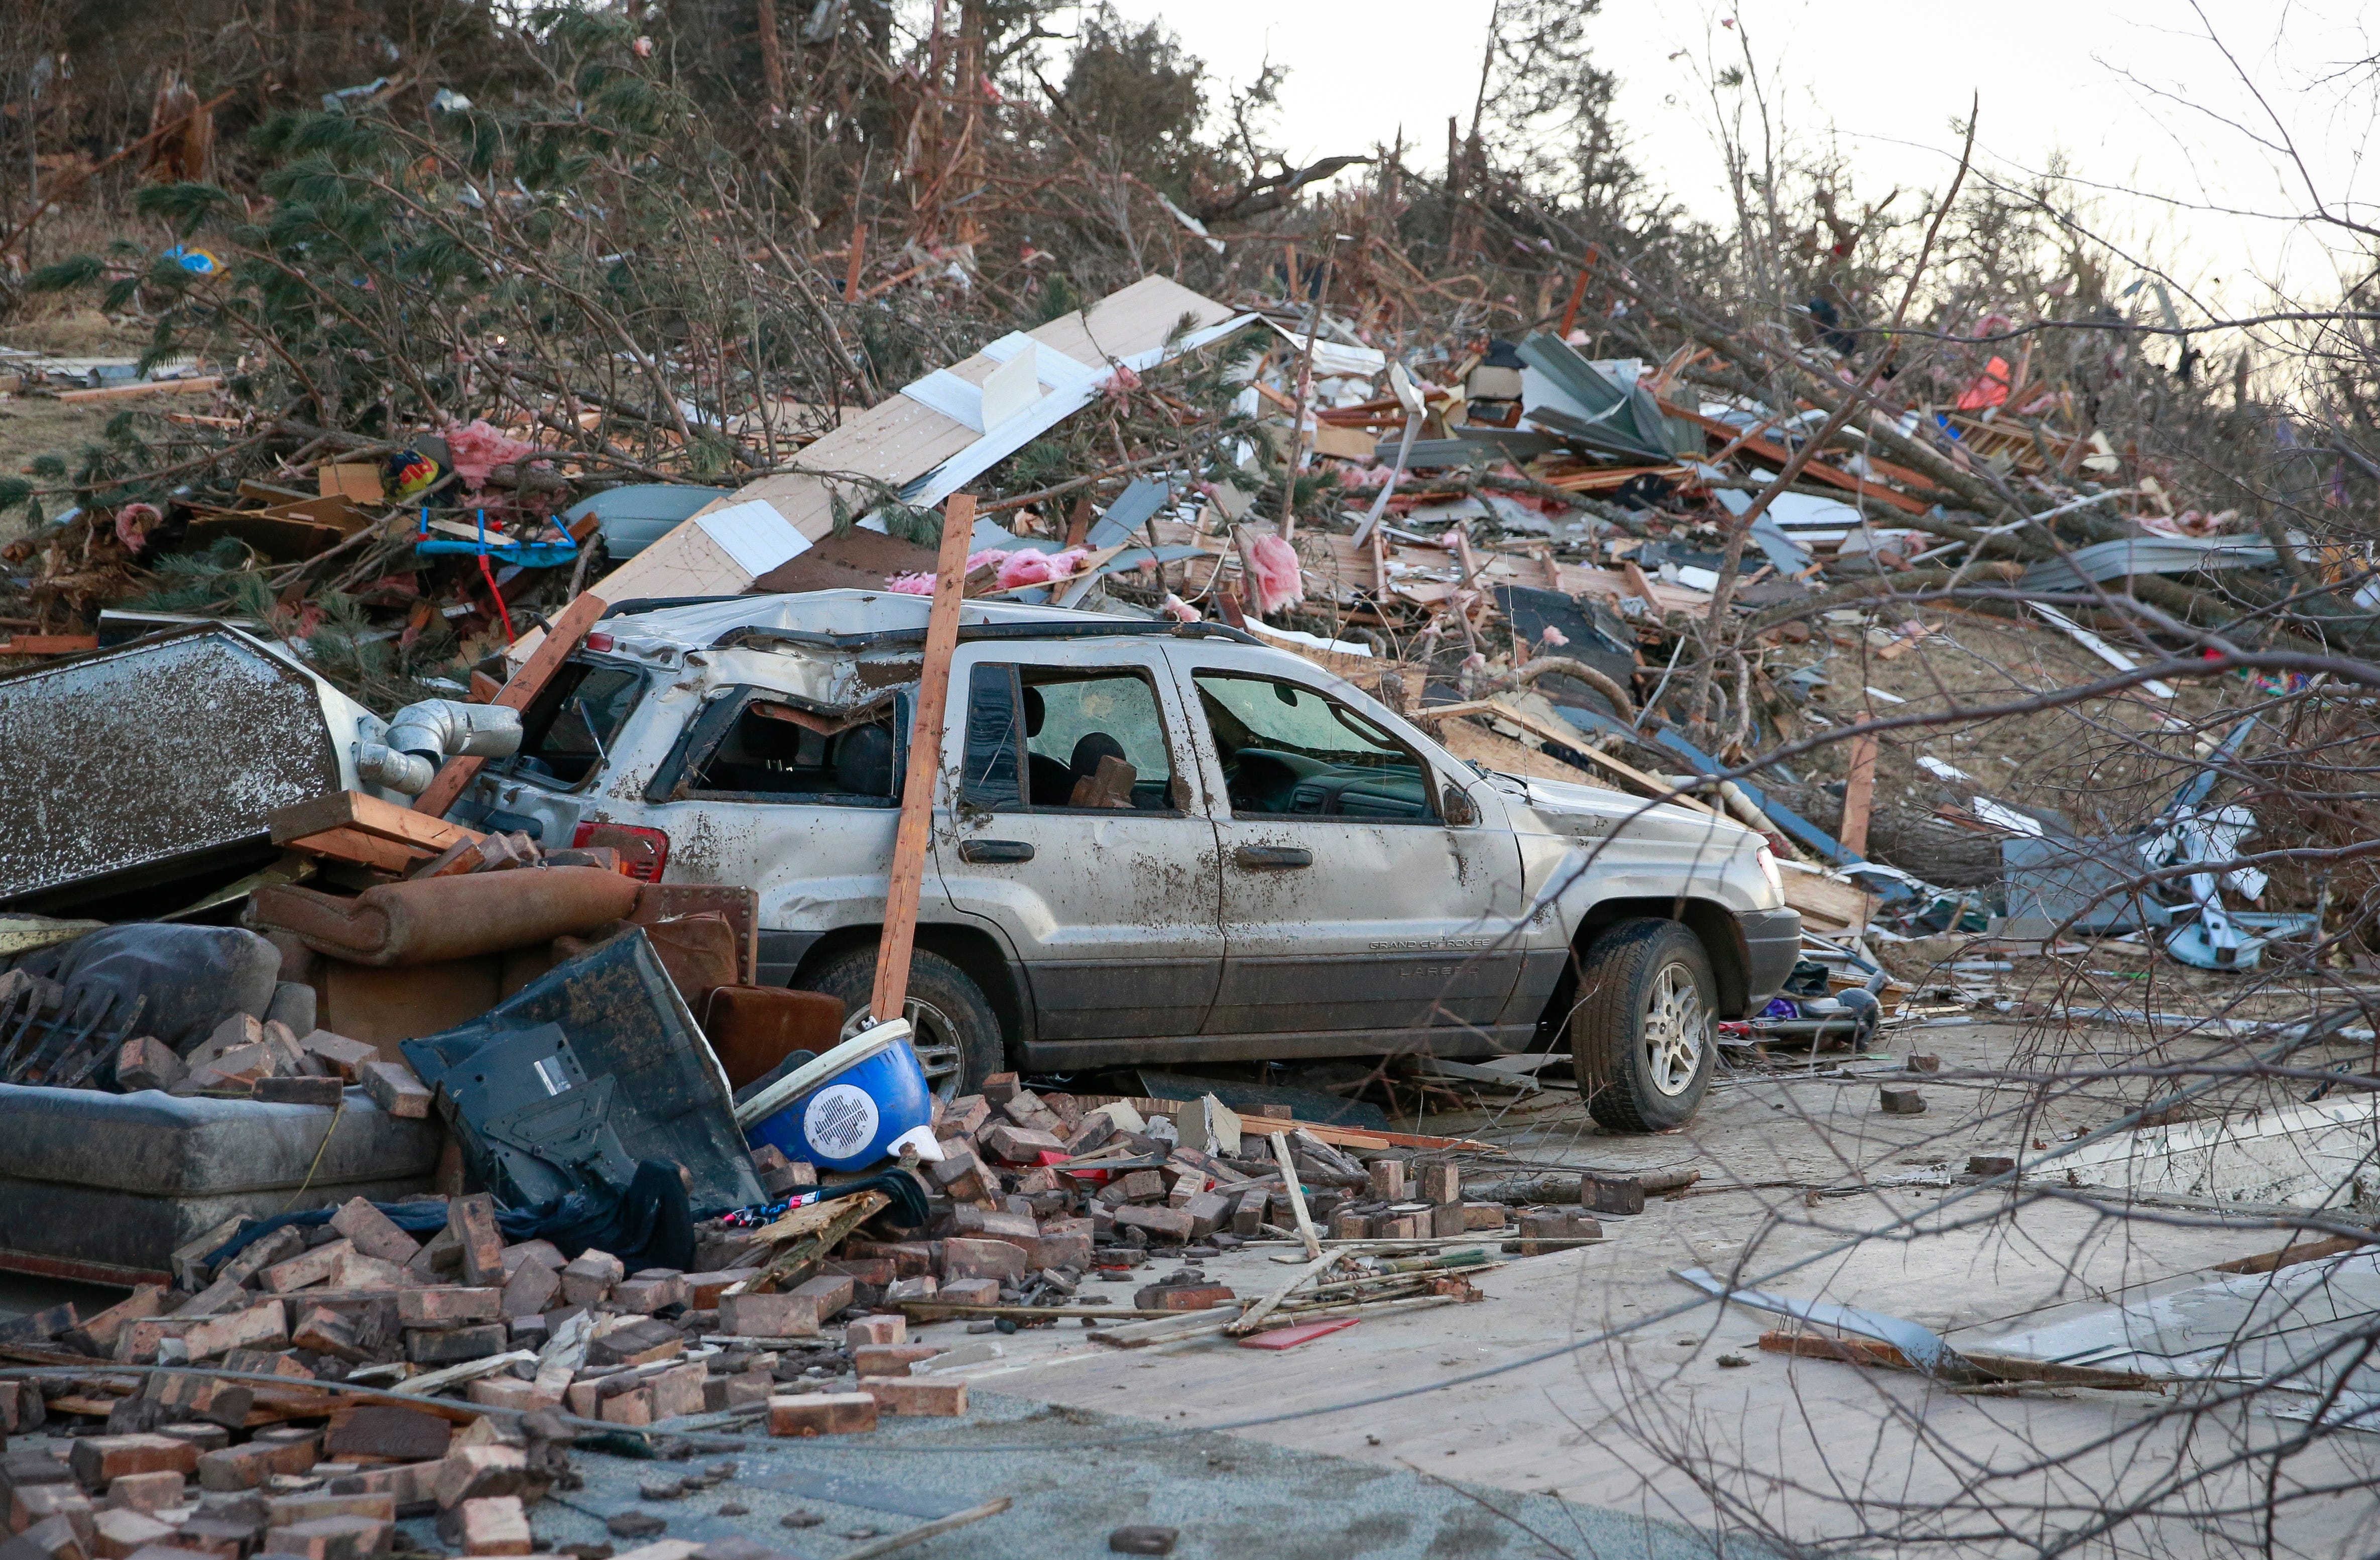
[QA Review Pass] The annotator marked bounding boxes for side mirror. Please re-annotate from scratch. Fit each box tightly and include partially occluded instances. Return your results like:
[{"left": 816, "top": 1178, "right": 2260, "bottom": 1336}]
[{"left": 1442, "top": 783, "right": 1480, "bottom": 827}]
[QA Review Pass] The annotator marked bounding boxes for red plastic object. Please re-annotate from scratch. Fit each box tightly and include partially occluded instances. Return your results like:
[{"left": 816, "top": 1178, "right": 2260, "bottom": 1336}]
[
  {"left": 573, "top": 821, "right": 670, "bottom": 882},
  {"left": 1237, "top": 1318, "right": 1361, "bottom": 1351}
]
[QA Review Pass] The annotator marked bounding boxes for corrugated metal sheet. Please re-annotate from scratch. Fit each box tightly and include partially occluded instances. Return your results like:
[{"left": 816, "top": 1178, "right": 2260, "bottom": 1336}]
[{"left": 2020, "top": 535, "right": 2279, "bottom": 593}]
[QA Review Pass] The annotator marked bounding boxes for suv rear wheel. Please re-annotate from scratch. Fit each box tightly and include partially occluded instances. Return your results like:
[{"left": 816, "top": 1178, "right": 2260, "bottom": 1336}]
[
  {"left": 1573, "top": 919, "right": 1717, "bottom": 1132},
  {"left": 795, "top": 946, "right": 1005, "bottom": 1102}
]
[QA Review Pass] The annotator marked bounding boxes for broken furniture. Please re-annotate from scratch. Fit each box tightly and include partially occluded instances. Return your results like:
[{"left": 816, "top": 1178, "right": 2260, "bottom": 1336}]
[
  {"left": 252, "top": 867, "right": 641, "bottom": 967},
  {"left": 0, "top": 1082, "right": 438, "bottom": 1284},
  {"left": 403, "top": 931, "right": 762, "bottom": 1216}
]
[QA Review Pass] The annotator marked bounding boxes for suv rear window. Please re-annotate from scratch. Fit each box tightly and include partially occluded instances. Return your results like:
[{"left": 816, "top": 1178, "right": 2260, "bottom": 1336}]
[
  {"left": 511, "top": 660, "right": 645, "bottom": 786},
  {"left": 961, "top": 664, "right": 1178, "bottom": 812}
]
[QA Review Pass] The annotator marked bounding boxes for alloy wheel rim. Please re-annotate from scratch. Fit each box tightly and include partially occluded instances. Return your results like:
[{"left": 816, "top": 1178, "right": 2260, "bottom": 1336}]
[
  {"left": 849, "top": 999, "right": 967, "bottom": 1099},
  {"left": 1642, "top": 962, "right": 1707, "bottom": 1096}
]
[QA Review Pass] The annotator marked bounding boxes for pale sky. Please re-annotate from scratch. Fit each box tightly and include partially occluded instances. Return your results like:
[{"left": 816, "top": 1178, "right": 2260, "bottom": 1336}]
[{"left": 1098, "top": 1, "right": 2378, "bottom": 317}]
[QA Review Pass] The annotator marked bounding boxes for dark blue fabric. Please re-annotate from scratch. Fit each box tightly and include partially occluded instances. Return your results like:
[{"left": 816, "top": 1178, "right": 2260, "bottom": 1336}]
[
  {"left": 205, "top": 1158, "right": 697, "bottom": 1275},
  {"left": 201, "top": 1162, "right": 925, "bottom": 1278}
]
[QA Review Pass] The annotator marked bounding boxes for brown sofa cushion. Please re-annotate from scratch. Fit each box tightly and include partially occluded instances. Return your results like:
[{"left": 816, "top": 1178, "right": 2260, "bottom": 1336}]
[
  {"left": 554, "top": 912, "right": 743, "bottom": 1012},
  {"left": 703, "top": 985, "right": 847, "bottom": 1091},
  {"left": 251, "top": 866, "right": 641, "bottom": 968}
]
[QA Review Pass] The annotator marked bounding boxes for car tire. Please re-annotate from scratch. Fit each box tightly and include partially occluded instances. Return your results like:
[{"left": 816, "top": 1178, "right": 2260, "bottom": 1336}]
[
  {"left": 1573, "top": 919, "right": 1717, "bottom": 1132},
  {"left": 794, "top": 946, "right": 1006, "bottom": 1102}
]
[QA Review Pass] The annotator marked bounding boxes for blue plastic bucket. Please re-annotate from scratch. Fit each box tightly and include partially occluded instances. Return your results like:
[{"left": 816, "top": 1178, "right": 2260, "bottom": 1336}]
[{"left": 733, "top": 1019, "right": 941, "bottom": 1173}]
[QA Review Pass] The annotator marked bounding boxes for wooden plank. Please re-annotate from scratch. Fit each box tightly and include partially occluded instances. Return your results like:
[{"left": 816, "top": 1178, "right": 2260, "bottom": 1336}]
[
  {"left": 270, "top": 791, "right": 485, "bottom": 853},
  {"left": 1758, "top": 1330, "right": 1909, "bottom": 1369},
  {"left": 558, "top": 277, "right": 1233, "bottom": 628},
  {"left": 1777, "top": 866, "right": 1876, "bottom": 934},
  {"left": 320, "top": 463, "right": 386, "bottom": 503},
  {"left": 751, "top": 1196, "right": 875, "bottom": 1247},
  {"left": 730, "top": 1192, "right": 888, "bottom": 1297},
  {"left": 0, "top": 635, "right": 98, "bottom": 656},
  {"left": 57, "top": 375, "right": 221, "bottom": 403},
  {"left": 286, "top": 828, "right": 421, "bottom": 874},
  {"left": 412, "top": 592, "right": 609, "bottom": 816},
  {"left": 1667, "top": 404, "right": 1932, "bottom": 514},
  {"left": 1839, "top": 733, "right": 1878, "bottom": 857},
  {"left": 2211, "top": 1232, "right": 2373, "bottom": 1275},
  {"left": 872, "top": 494, "right": 976, "bottom": 1023},
  {"left": 1268, "top": 1132, "right": 1323, "bottom": 1260}
]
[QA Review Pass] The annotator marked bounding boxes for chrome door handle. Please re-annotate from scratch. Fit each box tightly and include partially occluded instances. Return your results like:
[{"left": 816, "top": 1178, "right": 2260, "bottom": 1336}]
[
  {"left": 959, "top": 840, "right": 1035, "bottom": 863},
  {"left": 1234, "top": 845, "right": 1313, "bottom": 869}
]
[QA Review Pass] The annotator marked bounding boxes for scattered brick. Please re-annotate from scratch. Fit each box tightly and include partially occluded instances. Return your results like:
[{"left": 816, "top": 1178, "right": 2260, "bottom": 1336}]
[
  {"left": 456, "top": 1496, "right": 531, "bottom": 1557},
  {"left": 938, "top": 1238, "right": 1026, "bottom": 1284},
  {"left": 356, "top": 1061, "right": 431, "bottom": 1119},
  {"left": 767, "top": 1394, "right": 877, "bottom": 1437},
  {"left": 69, "top": 1436, "right": 198, "bottom": 1491},
  {"left": 329, "top": 1198, "right": 422, "bottom": 1265},
  {"left": 859, "top": 1377, "right": 967, "bottom": 1417},
  {"left": 273, "top": 1514, "right": 391, "bottom": 1560},
  {"left": 446, "top": 1196, "right": 505, "bottom": 1287},
  {"left": 557, "top": 1251, "right": 624, "bottom": 1307},
  {"left": 716, "top": 1293, "right": 819, "bottom": 1340},
  {"left": 852, "top": 1344, "right": 942, "bottom": 1377},
  {"left": 844, "top": 1315, "right": 907, "bottom": 1346}
]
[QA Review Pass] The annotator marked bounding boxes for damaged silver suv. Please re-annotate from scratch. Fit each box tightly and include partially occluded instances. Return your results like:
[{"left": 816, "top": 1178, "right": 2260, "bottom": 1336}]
[{"left": 449, "top": 592, "right": 1799, "bottom": 1132}]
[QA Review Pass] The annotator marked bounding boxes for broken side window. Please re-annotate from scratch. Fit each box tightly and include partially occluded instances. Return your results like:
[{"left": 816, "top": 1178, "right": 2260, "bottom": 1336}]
[
  {"left": 511, "top": 659, "right": 646, "bottom": 786},
  {"left": 680, "top": 688, "right": 903, "bottom": 805},
  {"left": 961, "top": 665, "right": 1025, "bottom": 811},
  {"left": 1191, "top": 671, "right": 1436, "bottom": 822},
  {"left": 961, "top": 663, "right": 1179, "bottom": 812}
]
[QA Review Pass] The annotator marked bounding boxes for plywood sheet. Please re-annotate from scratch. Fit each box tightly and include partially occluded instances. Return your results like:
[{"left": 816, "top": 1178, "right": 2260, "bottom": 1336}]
[{"left": 540, "top": 276, "right": 1238, "bottom": 654}]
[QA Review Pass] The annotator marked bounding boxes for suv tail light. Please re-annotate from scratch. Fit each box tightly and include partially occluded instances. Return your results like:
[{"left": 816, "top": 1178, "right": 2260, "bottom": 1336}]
[{"left": 574, "top": 822, "right": 669, "bottom": 881}]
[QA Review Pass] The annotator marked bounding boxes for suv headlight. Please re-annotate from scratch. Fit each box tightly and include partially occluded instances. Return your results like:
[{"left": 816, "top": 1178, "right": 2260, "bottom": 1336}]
[{"left": 1754, "top": 843, "right": 1784, "bottom": 901}]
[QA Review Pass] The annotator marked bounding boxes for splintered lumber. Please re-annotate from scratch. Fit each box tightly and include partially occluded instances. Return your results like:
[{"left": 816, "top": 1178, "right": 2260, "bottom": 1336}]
[
  {"left": 1268, "top": 1133, "right": 1323, "bottom": 1260},
  {"left": 1664, "top": 403, "right": 1931, "bottom": 514},
  {"left": 57, "top": 376, "right": 223, "bottom": 403},
  {"left": 1839, "top": 734, "right": 1878, "bottom": 857},
  {"left": 270, "top": 792, "right": 487, "bottom": 856},
  {"left": 1228, "top": 1251, "right": 1343, "bottom": 1336},
  {"left": 2212, "top": 1233, "right": 2374, "bottom": 1275},
  {"left": 1758, "top": 1329, "right": 2162, "bottom": 1390},
  {"left": 1776, "top": 864, "right": 1877, "bottom": 934},
  {"left": 1760, "top": 1329, "right": 1908, "bottom": 1369},
  {"left": 282, "top": 829, "right": 421, "bottom": 873},
  {"left": 0, "top": 636, "right": 99, "bottom": 656},
  {"left": 725, "top": 1192, "right": 888, "bottom": 1297}
]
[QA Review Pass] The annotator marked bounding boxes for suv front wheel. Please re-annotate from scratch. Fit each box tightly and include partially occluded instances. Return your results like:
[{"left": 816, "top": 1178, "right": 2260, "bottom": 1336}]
[
  {"left": 1573, "top": 919, "right": 1717, "bottom": 1132},
  {"left": 795, "top": 945, "right": 1005, "bottom": 1102}
]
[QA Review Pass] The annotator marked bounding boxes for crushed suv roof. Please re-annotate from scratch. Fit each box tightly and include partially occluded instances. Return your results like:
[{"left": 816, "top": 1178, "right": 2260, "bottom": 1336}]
[{"left": 599, "top": 590, "right": 1253, "bottom": 655}]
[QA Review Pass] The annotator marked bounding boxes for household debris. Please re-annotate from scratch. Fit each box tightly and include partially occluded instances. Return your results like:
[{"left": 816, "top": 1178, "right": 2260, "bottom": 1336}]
[{"left": 7, "top": 17, "right": 2379, "bottom": 1557}]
